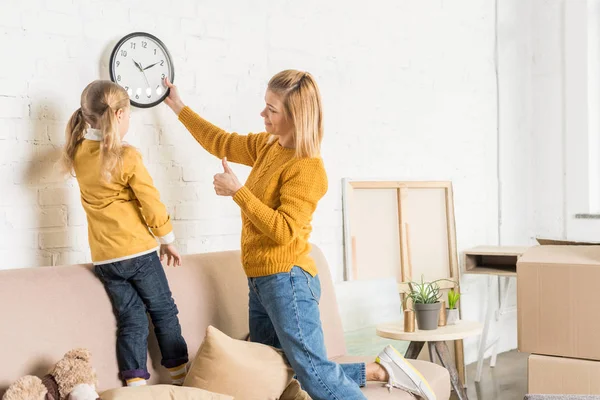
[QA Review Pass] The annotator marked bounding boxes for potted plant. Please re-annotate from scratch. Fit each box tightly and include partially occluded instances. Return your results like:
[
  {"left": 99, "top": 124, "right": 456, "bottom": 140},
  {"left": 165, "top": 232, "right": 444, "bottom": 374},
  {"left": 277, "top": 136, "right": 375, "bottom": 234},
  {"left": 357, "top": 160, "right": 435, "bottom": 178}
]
[
  {"left": 402, "top": 276, "right": 445, "bottom": 330},
  {"left": 446, "top": 288, "right": 461, "bottom": 325}
]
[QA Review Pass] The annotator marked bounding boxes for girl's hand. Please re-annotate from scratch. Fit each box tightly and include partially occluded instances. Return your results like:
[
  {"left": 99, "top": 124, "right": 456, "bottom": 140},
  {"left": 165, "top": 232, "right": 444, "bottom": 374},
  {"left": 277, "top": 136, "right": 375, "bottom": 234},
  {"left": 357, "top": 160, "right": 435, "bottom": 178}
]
[
  {"left": 163, "top": 77, "right": 185, "bottom": 115},
  {"left": 214, "top": 158, "right": 243, "bottom": 197},
  {"left": 160, "top": 244, "right": 182, "bottom": 267}
]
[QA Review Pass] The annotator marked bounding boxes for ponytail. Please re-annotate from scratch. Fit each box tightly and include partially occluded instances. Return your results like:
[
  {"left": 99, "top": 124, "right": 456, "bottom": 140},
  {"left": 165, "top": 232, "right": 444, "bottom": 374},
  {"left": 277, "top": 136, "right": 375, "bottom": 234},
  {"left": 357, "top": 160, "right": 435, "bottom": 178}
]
[
  {"left": 60, "top": 108, "right": 87, "bottom": 175},
  {"left": 99, "top": 107, "right": 123, "bottom": 182}
]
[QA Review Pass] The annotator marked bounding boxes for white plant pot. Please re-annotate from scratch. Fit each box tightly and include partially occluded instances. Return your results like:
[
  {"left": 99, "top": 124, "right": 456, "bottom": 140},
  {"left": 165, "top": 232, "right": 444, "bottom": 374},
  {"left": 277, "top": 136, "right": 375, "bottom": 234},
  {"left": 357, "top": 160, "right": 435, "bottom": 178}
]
[{"left": 446, "top": 308, "right": 459, "bottom": 325}]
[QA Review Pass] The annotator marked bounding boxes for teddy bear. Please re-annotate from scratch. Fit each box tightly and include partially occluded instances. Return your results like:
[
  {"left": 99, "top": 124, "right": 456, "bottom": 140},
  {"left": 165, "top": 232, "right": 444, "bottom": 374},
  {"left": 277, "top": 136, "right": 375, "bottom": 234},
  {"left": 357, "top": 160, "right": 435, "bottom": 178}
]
[{"left": 3, "top": 348, "right": 100, "bottom": 400}]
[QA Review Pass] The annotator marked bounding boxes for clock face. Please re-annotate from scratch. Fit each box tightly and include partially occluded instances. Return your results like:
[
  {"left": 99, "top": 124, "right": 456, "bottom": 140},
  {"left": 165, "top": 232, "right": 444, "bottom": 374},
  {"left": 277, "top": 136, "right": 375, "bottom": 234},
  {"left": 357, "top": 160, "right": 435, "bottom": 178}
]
[{"left": 109, "top": 32, "right": 174, "bottom": 108}]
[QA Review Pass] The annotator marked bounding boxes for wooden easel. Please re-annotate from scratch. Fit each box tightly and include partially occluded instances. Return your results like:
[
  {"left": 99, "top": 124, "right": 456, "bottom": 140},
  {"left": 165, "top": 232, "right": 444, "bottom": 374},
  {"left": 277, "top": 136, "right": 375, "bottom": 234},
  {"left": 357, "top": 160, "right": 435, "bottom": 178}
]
[{"left": 342, "top": 179, "right": 466, "bottom": 384}]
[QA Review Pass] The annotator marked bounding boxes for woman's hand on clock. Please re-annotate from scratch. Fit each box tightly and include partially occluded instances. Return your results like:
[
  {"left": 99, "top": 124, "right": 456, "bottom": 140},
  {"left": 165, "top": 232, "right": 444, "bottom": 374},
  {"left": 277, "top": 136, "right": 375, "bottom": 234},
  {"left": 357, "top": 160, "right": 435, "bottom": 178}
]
[{"left": 164, "top": 77, "right": 185, "bottom": 115}]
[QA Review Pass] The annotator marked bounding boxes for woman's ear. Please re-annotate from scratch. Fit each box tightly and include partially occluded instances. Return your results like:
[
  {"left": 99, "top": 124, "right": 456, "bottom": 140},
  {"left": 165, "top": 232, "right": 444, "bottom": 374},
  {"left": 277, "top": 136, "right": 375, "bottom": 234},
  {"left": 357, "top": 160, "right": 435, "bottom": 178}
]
[{"left": 116, "top": 108, "right": 123, "bottom": 122}]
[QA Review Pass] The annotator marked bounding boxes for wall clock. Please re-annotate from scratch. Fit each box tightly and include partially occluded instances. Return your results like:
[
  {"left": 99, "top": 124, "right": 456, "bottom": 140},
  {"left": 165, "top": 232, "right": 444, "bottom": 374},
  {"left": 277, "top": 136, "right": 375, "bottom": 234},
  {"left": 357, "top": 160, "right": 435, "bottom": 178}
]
[{"left": 109, "top": 32, "right": 174, "bottom": 108}]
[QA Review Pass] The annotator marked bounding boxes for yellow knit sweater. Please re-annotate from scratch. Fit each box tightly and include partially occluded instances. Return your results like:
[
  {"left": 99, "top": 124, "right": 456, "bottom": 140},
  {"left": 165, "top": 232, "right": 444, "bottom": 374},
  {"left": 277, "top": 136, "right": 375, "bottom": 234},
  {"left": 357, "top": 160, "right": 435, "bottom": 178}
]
[
  {"left": 74, "top": 131, "right": 173, "bottom": 264},
  {"left": 179, "top": 106, "right": 327, "bottom": 277}
]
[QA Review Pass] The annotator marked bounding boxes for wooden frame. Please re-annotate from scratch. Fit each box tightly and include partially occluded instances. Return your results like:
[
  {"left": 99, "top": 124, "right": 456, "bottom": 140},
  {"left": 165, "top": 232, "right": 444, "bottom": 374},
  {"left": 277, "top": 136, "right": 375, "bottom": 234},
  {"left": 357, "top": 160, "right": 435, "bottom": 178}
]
[
  {"left": 342, "top": 180, "right": 459, "bottom": 287},
  {"left": 342, "top": 179, "right": 465, "bottom": 382}
]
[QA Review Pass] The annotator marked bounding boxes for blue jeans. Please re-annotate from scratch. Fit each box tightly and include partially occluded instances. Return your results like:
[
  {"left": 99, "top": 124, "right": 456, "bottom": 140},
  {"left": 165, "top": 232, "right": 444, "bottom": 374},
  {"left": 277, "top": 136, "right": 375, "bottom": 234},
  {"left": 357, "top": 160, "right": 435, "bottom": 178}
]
[
  {"left": 94, "top": 252, "right": 188, "bottom": 381},
  {"left": 248, "top": 266, "right": 367, "bottom": 400}
]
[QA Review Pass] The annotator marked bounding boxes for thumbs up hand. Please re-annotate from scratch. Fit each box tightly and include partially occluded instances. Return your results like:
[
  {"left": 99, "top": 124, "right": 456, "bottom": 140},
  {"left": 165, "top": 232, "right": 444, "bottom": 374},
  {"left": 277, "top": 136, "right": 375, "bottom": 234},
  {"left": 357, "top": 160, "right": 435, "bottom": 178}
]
[{"left": 214, "top": 157, "right": 243, "bottom": 197}]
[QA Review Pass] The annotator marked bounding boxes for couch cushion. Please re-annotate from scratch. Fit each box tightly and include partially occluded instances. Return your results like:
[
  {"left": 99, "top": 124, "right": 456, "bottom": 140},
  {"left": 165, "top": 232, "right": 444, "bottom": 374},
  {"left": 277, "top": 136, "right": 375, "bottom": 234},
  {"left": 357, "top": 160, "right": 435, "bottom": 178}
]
[
  {"left": 333, "top": 356, "right": 451, "bottom": 400},
  {"left": 101, "top": 384, "right": 233, "bottom": 400},
  {"left": 184, "top": 326, "right": 294, "bottom": 400}
]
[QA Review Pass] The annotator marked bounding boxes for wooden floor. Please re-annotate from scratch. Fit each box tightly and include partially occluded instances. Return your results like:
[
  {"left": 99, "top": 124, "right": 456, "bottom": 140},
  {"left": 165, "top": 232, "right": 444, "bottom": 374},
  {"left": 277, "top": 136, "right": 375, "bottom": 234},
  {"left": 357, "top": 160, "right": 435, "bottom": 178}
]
[{"left": 451, "top": 350, "right": 528, "bottom": 400}]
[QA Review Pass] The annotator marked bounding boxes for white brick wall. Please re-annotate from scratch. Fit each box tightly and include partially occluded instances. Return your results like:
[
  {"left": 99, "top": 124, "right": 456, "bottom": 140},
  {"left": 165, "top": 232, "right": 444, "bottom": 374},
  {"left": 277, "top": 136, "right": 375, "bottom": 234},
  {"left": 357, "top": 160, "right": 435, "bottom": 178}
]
[{"left": 0, "top": 0, "right": 517, "bottom": 363}]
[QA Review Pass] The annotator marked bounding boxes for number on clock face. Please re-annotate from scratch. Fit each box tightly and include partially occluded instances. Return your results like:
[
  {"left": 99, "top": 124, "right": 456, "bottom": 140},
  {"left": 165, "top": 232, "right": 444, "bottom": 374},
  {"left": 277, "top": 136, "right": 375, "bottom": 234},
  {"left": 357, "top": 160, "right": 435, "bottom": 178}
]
[{"left": 109, "top": 32, "right": 174, "bottom": 108}]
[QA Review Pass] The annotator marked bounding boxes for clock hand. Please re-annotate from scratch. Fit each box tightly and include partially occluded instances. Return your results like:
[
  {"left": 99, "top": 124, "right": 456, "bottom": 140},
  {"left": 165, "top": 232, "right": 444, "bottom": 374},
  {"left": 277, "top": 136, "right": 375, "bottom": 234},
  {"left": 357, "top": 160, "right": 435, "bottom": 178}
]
[
  {"left": 143, "top": 62, "right": 159, "bottom": 71},
  {"left": 132, "top": 59, "right": 143, "bottom": 72},
  {"left": 131, "top": 59, "right": 151, "bottom": 87},
  {"left": 141, "top": 70, "right": 151, "bottom": 88}
]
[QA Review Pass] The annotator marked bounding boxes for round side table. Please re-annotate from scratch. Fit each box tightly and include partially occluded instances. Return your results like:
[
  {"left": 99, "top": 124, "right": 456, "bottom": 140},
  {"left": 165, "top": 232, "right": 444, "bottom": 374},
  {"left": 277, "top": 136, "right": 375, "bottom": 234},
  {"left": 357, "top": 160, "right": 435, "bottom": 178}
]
[{"left": 376, "top": 320, "right": 483, "bottom": 400}]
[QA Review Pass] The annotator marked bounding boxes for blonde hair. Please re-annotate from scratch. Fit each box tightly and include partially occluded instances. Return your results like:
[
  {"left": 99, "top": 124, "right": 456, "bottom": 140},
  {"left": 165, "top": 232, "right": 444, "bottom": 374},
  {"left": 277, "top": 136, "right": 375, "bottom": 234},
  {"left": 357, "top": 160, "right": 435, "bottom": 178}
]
[
  {"left": 61, "top": 80, "right": 129, "bottom": 180},
  {"left": 268, "top": 70, "right": 323, "bottom": 158}
]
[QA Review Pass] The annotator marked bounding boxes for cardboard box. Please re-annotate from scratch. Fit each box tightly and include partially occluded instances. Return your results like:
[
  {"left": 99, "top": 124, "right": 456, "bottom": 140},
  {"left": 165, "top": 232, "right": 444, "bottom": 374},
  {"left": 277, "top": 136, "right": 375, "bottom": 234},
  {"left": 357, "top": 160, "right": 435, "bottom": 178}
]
[
  {"left": 518, "top": 244, "right": 600, "bottom": 360},
  {"left": 528, "top": 354, "right": 600, "bottom": 394},
  {"left": 463, "top": 246, "right": 529, "bottom": 275},
  {"left": 536, "top": 237, "right": 600, "bottom": 246}
]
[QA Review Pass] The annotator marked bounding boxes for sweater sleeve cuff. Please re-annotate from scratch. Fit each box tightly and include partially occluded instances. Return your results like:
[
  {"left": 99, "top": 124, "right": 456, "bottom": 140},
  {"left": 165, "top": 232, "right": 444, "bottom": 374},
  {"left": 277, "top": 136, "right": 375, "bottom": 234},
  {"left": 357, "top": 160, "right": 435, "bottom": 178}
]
[
  {"left": 150, "top": 219, "right": 173, "bottom": 239},
  {"left": 158, "top": 231, "right": 175, "bottom": 245},
  {"left": 178, "top": 106, "right": 195, "bottom": 123},
  {"left": 233, "top": 186, "right": 253, "bottom": 208}
]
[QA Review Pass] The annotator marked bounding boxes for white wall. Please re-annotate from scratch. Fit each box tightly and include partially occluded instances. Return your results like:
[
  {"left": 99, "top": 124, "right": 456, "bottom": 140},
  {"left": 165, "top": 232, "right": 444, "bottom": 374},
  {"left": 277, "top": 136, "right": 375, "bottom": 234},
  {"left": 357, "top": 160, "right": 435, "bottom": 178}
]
[
  {"left": 531, "top": 0, "right": 567, "bottom": 240},
  {"left": 466, "top": 0, "right": 600, "bottom": 365},
  {"left": 483, "top": 0, "right": 600, "bottom": 367},
  {"left": 0, "top": 0, "right": 522, "bottom": 364},
  {"left": 531, "top": 0, "right": 600, "bottom": 242},
  {"left": 457, "top": 0, "right": 536, "bottom": 365}
]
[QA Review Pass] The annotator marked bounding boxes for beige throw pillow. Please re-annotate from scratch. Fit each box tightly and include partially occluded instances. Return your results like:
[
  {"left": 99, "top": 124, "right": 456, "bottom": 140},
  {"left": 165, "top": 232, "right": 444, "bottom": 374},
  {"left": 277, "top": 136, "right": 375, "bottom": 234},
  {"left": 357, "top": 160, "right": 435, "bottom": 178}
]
[
  {"left": 280, "top": 379, "right": 312, "bottom": 400},
  {"left": 101, "top": 384, "right": 233, "bottom": 400},
  {"left": 183, "top": 325, "right": 294, "bottom": 400}
]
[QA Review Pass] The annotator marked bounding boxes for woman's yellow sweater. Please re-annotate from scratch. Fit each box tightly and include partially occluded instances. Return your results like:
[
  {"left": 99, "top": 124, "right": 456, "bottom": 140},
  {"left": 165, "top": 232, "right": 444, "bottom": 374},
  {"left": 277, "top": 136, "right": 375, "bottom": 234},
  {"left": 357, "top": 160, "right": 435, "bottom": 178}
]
[{"left": 179, "top": 106, "right": 327, "bottom": 277}]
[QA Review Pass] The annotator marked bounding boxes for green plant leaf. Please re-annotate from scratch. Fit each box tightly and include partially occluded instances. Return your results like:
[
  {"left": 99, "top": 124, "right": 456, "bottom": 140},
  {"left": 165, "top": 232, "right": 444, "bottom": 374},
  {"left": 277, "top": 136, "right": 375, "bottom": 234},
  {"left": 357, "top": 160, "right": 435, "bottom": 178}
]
[
  {"left": 447, "top": 288, "right": 461, "bottom": 309},
  {"left": 399, "top": 274, "right": 457, "bottom": 304}
]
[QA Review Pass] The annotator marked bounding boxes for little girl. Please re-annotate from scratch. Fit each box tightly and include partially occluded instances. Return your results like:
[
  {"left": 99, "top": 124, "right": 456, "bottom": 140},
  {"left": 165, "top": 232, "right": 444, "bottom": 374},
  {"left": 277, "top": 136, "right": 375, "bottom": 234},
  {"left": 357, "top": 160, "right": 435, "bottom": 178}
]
[{"left": 61, "top": 80, "right": 188, "bottom": 387}]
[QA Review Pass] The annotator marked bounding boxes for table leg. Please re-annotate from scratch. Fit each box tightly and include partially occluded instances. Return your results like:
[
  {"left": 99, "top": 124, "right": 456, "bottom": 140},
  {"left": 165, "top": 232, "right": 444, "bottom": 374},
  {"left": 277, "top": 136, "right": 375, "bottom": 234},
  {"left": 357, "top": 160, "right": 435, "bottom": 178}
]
[
  {"left": 404, "top": 341, "right": 425, "bottom": 359},
  {"left": 428, "top": 342, "right": 436, "bottom": 363},
  {"left": 431, "top": 341, "right": 468, "bottom": 400},
  {"left": 455, "top": 339, "right": 466, "bottom": 387},
  {"left": 476, "top": 275, "right": 495, "bottom": 382}
]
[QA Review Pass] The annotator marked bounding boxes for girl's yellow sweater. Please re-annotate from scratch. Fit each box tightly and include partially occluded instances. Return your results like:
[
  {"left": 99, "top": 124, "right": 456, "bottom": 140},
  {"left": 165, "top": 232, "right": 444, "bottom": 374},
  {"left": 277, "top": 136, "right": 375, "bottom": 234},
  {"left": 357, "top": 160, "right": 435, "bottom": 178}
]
[{"left": 74, "top": 129, "right": 173, "bottom": 264}]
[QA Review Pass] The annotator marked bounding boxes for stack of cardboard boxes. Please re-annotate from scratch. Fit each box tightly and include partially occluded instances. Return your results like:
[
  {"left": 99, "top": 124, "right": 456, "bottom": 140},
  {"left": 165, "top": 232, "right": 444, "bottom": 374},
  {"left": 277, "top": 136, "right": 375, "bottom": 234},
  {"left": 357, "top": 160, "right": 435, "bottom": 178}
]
[{"left": 518, "top": 242, "right": 600, "bottom": 395}]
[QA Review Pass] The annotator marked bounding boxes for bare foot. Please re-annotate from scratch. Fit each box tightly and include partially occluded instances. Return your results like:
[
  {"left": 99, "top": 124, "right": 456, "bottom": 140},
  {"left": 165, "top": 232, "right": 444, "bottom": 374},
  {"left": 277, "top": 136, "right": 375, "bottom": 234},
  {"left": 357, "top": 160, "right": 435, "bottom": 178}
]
[{"left": 366, "top": 362, "right": 388, "bottom": 382}]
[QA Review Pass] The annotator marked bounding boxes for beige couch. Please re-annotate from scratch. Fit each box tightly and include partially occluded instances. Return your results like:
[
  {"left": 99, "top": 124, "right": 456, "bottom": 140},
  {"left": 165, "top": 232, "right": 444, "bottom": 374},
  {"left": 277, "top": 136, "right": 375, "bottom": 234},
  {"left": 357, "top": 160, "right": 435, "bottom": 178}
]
[{"left": 0, "top": 246, "right": 450, "bottom": 399}]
